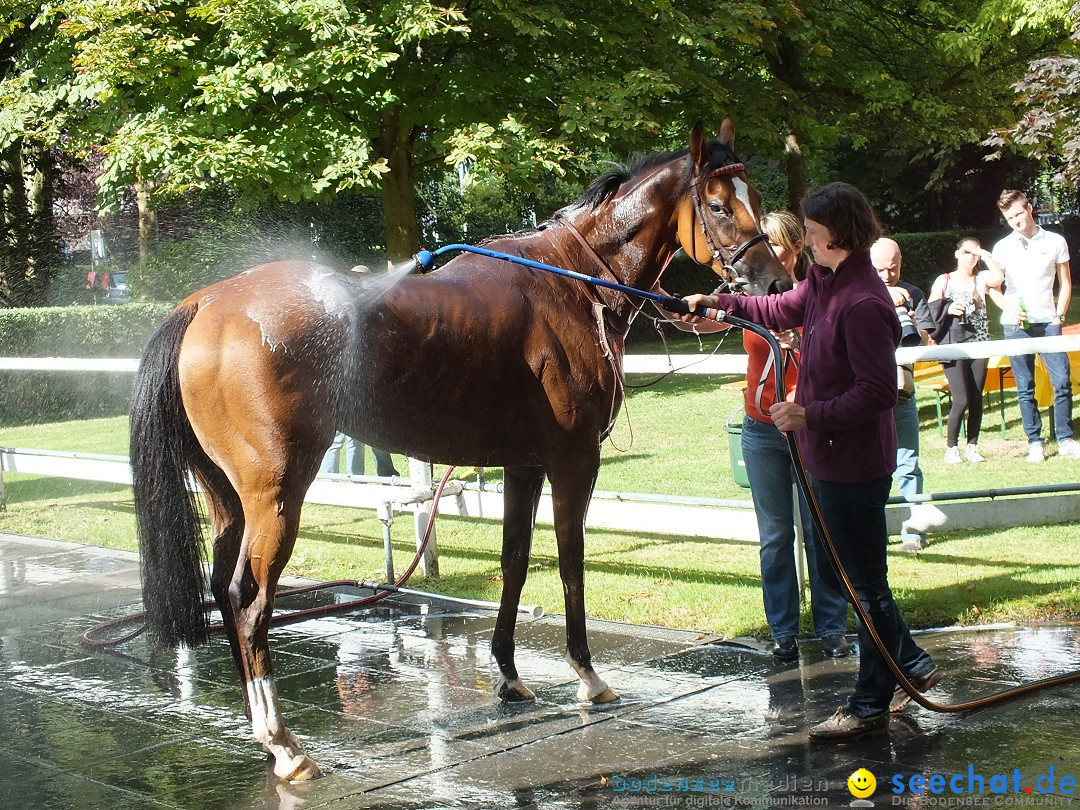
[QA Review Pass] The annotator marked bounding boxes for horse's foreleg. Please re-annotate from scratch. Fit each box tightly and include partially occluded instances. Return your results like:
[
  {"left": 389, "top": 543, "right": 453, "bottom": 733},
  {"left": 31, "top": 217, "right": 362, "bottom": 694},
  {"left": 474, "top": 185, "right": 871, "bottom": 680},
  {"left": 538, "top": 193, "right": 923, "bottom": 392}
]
[
  {"left": 549, "top": 454, "right": 619, "bottom": 704},
  {"left": 492, "top": 464, "right": 545, "bottom": 703},
  {"left": 231, "top": 498, "right": 321, "bottom": 782}
]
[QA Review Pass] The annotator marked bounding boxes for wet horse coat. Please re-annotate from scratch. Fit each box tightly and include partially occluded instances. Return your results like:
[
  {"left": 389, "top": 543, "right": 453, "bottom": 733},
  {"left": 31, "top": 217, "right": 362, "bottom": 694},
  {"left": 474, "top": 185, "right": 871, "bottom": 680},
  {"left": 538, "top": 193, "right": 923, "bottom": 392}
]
[{"left": 129, "top": 120, "right": 789, "bottom": 780}]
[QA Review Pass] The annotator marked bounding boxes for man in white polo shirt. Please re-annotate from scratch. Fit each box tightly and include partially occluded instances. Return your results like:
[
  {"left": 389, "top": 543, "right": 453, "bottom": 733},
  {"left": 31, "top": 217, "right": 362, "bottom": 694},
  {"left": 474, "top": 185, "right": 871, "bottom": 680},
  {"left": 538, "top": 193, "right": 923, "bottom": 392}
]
[{"left": 986, "top": 189, "right": 1076, "bottom": 462}]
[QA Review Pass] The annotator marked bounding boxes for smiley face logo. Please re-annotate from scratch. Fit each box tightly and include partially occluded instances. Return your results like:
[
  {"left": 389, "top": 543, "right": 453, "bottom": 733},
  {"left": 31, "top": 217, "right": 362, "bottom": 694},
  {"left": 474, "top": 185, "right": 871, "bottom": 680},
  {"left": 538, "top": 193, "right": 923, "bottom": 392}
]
[{"left": 848, "top": 768, "right": 876, "bottom": 799}]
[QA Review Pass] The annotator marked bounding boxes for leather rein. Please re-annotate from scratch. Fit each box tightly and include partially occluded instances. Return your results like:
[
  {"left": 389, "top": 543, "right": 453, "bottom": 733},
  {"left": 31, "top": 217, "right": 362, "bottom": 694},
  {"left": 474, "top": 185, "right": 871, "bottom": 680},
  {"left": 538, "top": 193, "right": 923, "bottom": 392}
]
[
  {"left": 548, "top": 160, "right": 769, "bottom": 315},
  {"left": 690, "top": 161, "right": 769, "bottom": 291}
]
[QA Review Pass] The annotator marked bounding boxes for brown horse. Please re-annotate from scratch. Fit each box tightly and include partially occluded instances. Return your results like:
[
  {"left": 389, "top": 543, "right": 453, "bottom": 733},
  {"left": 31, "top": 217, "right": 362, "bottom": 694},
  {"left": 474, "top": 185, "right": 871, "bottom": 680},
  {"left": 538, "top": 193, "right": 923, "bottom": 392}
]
[{"left": 129, "top": 119, "right": 788, "bottom": 780}]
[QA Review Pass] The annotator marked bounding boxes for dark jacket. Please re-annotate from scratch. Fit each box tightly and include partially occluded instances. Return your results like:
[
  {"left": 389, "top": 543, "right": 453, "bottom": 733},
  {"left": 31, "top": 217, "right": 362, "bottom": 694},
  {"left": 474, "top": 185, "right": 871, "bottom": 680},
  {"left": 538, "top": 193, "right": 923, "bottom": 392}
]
[{"left": 712, "top": 250, "right": 900, "bottom": 483}]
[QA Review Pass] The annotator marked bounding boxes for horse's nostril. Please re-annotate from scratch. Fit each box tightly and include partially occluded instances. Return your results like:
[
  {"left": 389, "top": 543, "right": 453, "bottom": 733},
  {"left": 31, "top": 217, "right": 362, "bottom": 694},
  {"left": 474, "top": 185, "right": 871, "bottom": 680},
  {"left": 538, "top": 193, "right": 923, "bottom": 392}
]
[{"left": 768, "top": 279, "right": 792, "bottom": 295}]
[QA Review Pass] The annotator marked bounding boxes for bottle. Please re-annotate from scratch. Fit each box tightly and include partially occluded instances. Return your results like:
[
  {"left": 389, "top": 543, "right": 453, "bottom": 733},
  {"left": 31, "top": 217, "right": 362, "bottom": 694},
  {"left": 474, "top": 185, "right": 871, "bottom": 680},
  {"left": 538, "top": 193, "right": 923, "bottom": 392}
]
[{"left": 1018, "top": 298, "right": 1029, "bottom": 330}]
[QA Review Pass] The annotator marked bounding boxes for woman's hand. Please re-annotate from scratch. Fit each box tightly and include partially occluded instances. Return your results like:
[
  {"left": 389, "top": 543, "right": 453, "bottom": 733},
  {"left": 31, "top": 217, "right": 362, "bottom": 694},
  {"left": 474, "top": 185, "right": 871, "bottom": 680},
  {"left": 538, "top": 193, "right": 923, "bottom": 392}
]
[
  {"left": 677, "top": 293, "right": 719, "bottom": 323},
  {"left": 769, "top": 401, "right": 807, "bottom": 432},
  {"left": 946, "top": 301, "right": 966, "bottom": 317},
  {"left": 777, "top": 328, "right": 801, "bottom": 351}
]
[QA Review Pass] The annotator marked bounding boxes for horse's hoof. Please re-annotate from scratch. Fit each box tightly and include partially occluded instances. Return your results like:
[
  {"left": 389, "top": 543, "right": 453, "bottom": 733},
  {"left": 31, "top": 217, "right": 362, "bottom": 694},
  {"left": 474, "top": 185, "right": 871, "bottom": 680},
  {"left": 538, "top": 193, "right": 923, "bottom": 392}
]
[
  {"left": 496, "top": 677, "right": 535, "bottom": 703},
  {"left": 577, "top": 681, "right": 620, "bottom": 704},
  {"left": 279, "top": 755, "right": 323, "bottom": 782}
]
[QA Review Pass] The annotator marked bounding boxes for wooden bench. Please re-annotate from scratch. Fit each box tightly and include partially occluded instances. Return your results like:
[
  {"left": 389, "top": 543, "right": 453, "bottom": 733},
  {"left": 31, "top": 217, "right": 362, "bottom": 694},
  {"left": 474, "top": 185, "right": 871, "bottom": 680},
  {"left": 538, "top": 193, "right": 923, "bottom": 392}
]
[{"left": 912, "top": 361, "right": 950, "bottom": 436}]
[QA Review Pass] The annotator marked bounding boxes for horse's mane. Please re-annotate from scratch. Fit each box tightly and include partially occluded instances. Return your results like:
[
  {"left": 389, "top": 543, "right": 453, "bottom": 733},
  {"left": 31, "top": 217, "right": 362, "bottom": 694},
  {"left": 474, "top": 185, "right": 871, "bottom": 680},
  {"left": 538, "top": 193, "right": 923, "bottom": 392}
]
[{"left": 563, "top": 140, "right": 740, "bottom": 213}]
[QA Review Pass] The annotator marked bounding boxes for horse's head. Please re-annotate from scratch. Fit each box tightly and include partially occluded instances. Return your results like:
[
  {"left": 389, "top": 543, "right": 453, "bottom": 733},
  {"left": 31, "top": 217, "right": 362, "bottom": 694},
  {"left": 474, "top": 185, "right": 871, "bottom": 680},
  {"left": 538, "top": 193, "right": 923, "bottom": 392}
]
[{"left": 678, "top": 119, "right": 792, "bottom": 296}]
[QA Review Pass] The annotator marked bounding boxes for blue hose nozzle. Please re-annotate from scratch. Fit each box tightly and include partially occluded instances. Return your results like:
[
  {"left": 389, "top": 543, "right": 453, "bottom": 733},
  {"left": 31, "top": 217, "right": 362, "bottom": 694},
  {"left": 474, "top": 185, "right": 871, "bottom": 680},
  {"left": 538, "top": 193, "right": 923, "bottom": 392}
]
[{"left": 414, "top": 249, "right": 435, "bottom": 272}]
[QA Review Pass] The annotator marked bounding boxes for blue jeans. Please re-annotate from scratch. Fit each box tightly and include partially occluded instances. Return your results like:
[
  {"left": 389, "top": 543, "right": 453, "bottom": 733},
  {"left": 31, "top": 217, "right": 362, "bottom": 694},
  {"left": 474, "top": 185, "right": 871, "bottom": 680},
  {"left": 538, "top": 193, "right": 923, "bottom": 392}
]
[
  {"left": 892, "top": 396, "right": 924, "bottom": 544},
  {"left": 742, "top": 416, "right": 849, "bottom": 641},
  {"left": 1004, "top": 323, "right": 1074, "bottom": 444},
  {"left": 808, "top": 474, "right": 935, "bottom": 718},
  {"left": 321, "top": 433, "right": 399, "bottom": 477}
]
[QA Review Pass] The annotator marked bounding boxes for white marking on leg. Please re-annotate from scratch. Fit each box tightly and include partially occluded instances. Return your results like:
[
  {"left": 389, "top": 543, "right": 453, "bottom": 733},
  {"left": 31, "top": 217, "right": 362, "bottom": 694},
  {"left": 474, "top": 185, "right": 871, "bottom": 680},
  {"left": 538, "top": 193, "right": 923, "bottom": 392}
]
[
  {"left": 246, "top": 676, "right": 322, "bottom": 781},
  {"left": 567, "top": 653, "right": 619, "bottom": 703}
]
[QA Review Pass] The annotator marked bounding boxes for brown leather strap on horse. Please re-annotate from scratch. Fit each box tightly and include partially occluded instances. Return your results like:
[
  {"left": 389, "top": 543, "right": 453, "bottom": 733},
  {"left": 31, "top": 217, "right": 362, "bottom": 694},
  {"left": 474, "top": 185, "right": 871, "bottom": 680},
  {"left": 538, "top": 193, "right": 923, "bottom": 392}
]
[
  {"left": 550, "top": 214, "right": 635, "bottom": 325},
  {"left": 541, "top": 221, "right": 627, "bottom": 439},
  {"left": 690, "top": 162, "right": 770, "bottom": 290},
  {"left": 545, "top": 218, "right": 631, "bottom": 337}
]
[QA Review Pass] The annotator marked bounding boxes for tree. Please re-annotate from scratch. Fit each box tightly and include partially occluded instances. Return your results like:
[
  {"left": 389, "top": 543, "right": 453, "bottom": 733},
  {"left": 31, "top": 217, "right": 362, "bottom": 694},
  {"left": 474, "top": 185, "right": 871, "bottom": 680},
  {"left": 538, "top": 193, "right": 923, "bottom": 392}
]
[
  {"left": 0, "top": 2, "right": 62, "bottom": 305},
  {"left": 984, "top": 1, "right": 1080, "bottom": 186},
  {"left": 1, "top": 0, "right": 780, "bottom": 268},
  {"left": 723, "top": 0, "right": 1072, "bottom": 225}
]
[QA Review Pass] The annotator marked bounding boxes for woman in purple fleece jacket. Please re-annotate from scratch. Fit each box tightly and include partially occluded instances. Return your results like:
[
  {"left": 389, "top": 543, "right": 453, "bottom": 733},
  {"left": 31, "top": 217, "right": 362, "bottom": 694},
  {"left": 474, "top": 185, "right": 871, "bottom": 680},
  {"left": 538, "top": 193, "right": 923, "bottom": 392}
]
[{"left": 682, "top": 182, "right": 941, "bottom": 742}]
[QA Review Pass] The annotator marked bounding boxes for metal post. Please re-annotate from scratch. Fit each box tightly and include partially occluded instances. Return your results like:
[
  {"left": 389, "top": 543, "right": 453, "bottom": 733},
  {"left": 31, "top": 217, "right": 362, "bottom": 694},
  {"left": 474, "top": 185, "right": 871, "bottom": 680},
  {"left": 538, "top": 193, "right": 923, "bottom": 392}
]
[
  {"left": 408, "top": 457, "right": 439, "bottom": 577},
  {"left": 378, "top": 501, "right": 395, "bottom": 583},
  {"left": 792, "top": 484, "right": 807, "bottom": 599},
  {"left": 0, "top": 450, "right": 6, "bottom": 511}
]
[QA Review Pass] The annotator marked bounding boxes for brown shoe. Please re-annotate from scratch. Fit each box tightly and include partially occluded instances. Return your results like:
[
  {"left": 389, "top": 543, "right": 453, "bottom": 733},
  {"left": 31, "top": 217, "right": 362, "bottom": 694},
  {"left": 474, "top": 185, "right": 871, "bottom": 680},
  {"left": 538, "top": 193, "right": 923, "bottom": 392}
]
[
  {"left": 890, "top": 667, "right": 943, "bottom": 713},
  {"left": 808, "top": 707, "right": 887, "bottom": 742}
]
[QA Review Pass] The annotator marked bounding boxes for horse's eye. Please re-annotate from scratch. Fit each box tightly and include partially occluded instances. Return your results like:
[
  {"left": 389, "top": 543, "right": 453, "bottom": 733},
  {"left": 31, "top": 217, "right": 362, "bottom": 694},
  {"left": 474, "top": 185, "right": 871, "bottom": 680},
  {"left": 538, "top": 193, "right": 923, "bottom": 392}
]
[{"left": 709, "top": 202, "right": 729, "bottom": 217}]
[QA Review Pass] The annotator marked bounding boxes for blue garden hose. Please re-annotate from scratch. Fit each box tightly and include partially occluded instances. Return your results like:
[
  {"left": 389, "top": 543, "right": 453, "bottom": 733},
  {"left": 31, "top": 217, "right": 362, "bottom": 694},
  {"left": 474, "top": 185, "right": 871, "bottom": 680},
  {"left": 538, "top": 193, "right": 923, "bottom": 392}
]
[{"left": 413, "top": 244, "right": 696, "bottom": 316}]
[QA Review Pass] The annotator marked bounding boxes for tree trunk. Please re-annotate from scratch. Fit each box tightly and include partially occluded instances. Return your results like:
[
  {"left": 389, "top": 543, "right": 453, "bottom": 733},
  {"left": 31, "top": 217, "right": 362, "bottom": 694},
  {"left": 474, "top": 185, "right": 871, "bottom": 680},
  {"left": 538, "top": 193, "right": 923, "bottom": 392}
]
[
  {"left": 784, "top": 127, "right": 807, "bottom": 215},
  {"left": 0, "top": 145, "right": 15, "bottom": 307},
  {"left": 136, "top": 178, "right": 158, "bottom": 265},
  {"left": 24, "top": 143, "right": 57, "bottom": 306},
  {"left": 377, "top": 118, "right": 419, "bottom": 266},
  {"left": 0, "top": 141, "right": 30, "bottom": 307},
  {"left": 766, "top": 34, "right": 809, "bottom": 216}
]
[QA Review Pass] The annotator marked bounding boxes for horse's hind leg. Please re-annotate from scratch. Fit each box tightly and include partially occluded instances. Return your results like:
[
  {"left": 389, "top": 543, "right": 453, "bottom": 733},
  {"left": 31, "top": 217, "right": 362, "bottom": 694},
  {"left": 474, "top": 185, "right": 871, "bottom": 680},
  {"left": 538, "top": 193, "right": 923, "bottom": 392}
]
[
  {"left": 196, "top": 463, "right": 249, "bottom": 713},
  {"left": 548, "top": 451, "right": 619, "bottom": 704},
  {"left": 492, "top": 464, "right": 545, "bottom": 702},
  {"left": 230, "top": 486, "right": 322, "bottom": 781}
]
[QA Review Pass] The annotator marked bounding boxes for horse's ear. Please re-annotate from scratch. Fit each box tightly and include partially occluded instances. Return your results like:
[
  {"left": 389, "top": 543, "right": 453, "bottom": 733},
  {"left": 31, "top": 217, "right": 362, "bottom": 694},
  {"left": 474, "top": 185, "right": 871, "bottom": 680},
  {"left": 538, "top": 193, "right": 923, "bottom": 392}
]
[
  {"left": 689, "top": 121, "right": 706, "bottom": 170},
  {"left": 718, "top": 116, "right": 735, "bottom": 150}
]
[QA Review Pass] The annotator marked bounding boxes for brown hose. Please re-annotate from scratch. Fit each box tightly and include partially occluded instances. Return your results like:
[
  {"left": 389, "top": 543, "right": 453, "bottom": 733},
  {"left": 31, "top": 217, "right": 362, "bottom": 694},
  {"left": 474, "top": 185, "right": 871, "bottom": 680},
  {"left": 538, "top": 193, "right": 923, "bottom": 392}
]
[{"left": 81, "top": 466, "right": 457, "bottom": 648}]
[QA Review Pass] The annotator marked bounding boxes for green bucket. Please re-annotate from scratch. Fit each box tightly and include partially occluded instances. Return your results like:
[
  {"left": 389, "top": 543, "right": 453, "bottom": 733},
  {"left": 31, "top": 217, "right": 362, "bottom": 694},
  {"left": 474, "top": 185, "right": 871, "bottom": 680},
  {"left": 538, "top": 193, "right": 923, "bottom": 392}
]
[{"left": 725, "top": 410, "right": 750, "bottom": 489}]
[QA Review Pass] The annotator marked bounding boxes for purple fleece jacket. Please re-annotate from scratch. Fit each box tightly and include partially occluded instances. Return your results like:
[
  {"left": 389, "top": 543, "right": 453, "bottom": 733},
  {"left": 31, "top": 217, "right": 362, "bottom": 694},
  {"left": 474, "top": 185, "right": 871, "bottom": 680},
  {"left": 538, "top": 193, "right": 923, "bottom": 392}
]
[{"left": 714, "top": 250, "right": 900, "bottom": 483}]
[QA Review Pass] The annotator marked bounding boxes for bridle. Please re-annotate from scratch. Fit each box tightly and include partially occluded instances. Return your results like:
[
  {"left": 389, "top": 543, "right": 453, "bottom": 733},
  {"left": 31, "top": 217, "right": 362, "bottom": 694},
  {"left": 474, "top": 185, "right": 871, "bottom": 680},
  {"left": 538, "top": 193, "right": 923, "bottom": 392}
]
[{"left": 689, "top": 161, "right": 770, "bottom": 291}]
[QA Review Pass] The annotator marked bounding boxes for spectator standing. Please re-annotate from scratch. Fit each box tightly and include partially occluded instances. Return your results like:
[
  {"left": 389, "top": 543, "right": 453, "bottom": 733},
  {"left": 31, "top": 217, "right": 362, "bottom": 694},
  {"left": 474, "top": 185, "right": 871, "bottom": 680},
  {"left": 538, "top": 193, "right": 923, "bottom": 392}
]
[
  {"left": 740, "top": 212, "right": 850, "bottom": 663},
  {"left": 870, "top": 238, "right": 936, "bottom": 553},
  {"left": 650, "top": 213, "right": 850, "bottom": 662},
  {"left": 986, "top": 189, "right": 1077, "bottom": 462},
  {"left": 680, "top": 182, "right": 941, "bottom": 742},
  {"left": 321, "top": 433, "right": 400, "bottom": 477},
  {"left": 927, "top": 238, "right": 1001, "bottom": 463}
]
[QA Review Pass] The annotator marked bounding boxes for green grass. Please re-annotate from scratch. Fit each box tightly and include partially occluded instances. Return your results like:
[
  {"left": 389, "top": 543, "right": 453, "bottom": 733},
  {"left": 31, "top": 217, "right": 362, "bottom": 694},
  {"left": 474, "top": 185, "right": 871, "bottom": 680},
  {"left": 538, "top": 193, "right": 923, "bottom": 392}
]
[{"left": 2, "top": 378, "right": 1079, "bottom": 640}]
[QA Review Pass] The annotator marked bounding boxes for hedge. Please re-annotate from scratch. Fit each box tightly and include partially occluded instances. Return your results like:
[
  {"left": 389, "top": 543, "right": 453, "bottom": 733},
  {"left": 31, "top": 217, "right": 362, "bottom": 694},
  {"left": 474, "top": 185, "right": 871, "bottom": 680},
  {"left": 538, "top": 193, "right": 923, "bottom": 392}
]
[
  {"left": 0, "top": 303, "right": 173, "bottom": 426},
  {"left": 892, "top": 219, "right": 1080, "bottom": 296}
]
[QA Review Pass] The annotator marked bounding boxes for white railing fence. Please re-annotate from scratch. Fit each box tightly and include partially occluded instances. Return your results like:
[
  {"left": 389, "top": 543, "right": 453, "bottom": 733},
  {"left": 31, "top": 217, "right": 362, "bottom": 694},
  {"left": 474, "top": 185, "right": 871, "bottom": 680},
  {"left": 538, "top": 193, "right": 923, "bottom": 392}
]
[{"left": 3, "top": 338, "right": 1080, "bottom": 562}]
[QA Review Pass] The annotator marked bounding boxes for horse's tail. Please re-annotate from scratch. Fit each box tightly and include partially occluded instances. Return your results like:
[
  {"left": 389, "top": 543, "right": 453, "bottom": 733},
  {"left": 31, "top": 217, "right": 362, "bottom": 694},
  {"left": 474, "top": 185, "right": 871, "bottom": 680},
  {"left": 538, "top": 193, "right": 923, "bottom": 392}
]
[{"left": 129, "top": 302, "right": 209, "bottom": 648}]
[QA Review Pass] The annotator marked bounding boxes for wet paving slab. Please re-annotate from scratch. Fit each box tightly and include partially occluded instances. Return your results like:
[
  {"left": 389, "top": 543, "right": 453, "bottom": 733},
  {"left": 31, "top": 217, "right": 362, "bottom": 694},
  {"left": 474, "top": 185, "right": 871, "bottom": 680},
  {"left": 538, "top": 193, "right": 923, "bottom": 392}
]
[{"left": 2, "top": 532, "right": 1079, "bottom": 809}]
